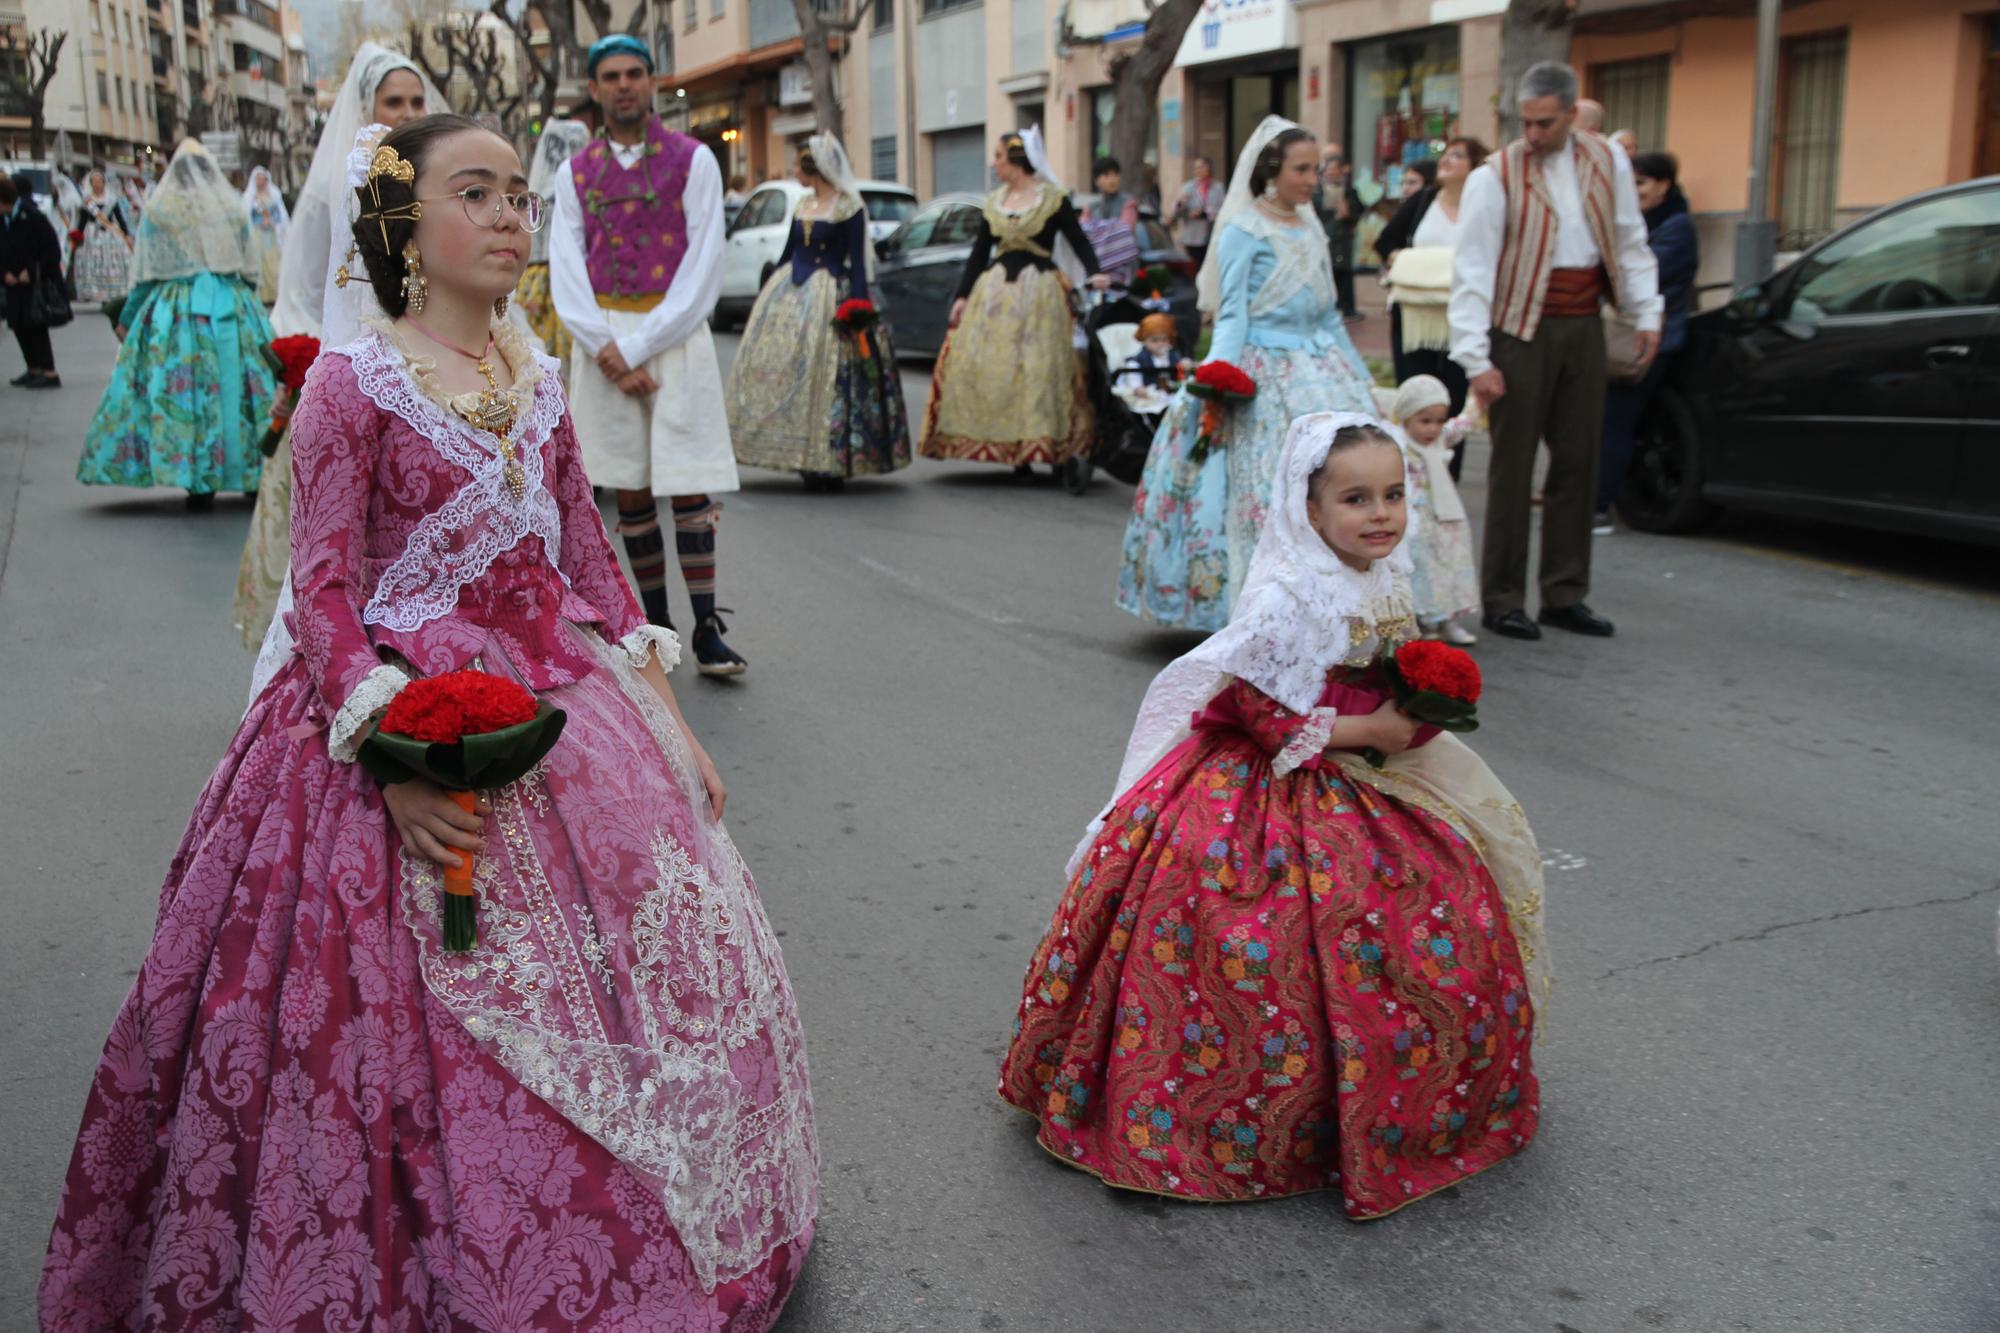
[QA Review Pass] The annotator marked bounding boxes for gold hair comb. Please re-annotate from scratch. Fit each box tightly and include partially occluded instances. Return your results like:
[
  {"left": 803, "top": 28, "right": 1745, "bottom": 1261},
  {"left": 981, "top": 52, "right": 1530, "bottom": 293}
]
[{"left": 358, "top": 145, "right": 422, "bottom": 251}]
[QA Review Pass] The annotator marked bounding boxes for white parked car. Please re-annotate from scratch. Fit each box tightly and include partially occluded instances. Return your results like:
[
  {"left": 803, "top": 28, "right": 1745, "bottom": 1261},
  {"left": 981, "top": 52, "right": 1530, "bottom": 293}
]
[{"left": 714, "top": 177, "right": 917, "bottom": 328}]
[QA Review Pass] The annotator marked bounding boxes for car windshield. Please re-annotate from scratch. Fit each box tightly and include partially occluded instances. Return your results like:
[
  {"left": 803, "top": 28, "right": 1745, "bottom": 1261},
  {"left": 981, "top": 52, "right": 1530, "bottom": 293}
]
[{"left": 864, "top": 191, "right": 916, "bottom": 224}]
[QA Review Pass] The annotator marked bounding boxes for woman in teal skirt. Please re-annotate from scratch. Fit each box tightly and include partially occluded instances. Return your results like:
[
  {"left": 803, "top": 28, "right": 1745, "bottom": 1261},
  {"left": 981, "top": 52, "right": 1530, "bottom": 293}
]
[{"left": 76, "top": 139, "right": 276, "bottom": 509}]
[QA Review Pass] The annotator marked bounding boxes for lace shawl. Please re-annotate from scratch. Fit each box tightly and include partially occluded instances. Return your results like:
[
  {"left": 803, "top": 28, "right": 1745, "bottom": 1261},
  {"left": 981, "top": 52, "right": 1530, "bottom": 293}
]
[
  {"left": 332, "top": 324, "right": 572, "bottom": 633},
  {"left": 1239, "top": 207, "right": 1338, "bottom": 322},
  {"left": 1069, "top": 410, "right": 1415, "bottom": 876}
]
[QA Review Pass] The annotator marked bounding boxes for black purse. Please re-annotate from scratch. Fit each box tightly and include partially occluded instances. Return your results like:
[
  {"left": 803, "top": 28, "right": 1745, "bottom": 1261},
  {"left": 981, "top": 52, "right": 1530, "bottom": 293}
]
[{"left": 28, "top": 262, "right": 72, "bottom": 329}]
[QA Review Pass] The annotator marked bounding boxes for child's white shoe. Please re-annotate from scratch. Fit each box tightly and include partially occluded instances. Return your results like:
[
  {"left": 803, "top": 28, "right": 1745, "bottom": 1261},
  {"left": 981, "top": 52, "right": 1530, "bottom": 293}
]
[{"left": 1441, "top": 621, "right": 1478, "bottom": 647}]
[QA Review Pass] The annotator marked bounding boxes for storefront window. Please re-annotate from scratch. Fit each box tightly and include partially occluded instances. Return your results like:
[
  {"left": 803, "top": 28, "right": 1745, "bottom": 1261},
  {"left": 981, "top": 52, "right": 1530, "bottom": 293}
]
[{"left": 1346, "top": 28, "right": 1460, "bottom": 206}]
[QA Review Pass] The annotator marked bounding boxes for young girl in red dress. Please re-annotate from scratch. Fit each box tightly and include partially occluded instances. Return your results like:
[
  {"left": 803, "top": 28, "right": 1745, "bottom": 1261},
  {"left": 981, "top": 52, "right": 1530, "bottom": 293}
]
[{"left": 1001, "top": 411, "right": 1550, "bottom": 1216}]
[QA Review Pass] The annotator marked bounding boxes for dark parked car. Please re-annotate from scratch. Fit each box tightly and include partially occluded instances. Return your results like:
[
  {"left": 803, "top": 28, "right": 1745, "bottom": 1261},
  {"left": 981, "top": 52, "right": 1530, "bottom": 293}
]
[
  {"left": 1623, "top": 177, "right": 2000, "bottom": 545},
  {"left": 870, "top": 192, "right": 1200, "bottom": 360}
]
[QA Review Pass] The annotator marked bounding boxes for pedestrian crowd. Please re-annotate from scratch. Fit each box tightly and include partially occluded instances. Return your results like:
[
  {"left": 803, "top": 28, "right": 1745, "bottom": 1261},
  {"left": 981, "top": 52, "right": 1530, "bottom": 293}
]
[{"left": 28, "top": 45, "right": 1686, "bottom": 1332}]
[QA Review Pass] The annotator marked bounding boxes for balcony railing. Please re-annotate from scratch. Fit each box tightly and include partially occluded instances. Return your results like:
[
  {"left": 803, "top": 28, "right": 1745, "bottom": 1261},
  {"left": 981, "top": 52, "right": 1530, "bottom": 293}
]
[{"left": 214, "top": 0, "right": 279, "bottom": 30}]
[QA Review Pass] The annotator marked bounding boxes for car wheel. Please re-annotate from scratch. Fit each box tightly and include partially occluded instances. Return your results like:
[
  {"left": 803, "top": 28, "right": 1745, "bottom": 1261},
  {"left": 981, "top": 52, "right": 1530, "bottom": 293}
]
[{"left": 1618, "top": 388, "right": 1717, "bottom": 534}]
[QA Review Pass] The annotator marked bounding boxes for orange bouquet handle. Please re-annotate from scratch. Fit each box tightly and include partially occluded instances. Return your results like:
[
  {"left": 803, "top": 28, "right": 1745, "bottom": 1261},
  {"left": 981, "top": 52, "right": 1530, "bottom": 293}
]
[{"left": 443, "top": 789, "right": 478, "bottom": 898}]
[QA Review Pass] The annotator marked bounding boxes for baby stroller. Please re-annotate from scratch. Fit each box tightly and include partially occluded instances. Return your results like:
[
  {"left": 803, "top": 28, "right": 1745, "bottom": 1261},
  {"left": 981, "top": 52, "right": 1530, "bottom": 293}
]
[{"left": 1059, "top": 290, "right": 1168, "bottom": 496}]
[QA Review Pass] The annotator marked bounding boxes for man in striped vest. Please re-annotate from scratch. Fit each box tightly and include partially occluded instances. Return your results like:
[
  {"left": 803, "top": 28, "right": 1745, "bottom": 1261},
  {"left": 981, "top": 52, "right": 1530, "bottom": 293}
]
[{"left": 1448, "top": 61, "right": 1662, "bottom": 641}]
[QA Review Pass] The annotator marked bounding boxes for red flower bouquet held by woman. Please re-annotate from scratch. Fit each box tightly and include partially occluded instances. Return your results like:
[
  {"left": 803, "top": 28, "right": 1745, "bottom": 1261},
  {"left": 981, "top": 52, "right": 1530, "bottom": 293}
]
[
  {"left": 257, "top": 334, "right": 321, "bottom": 457},
  {"left": 1185, "top": 359, "right": 1257, "bottom": 464},
  {"left": 360, "top": 670, "right": 567, "bottom": 951},
  {"left": 1360, "top": 640, "right": 1482, "bottom": 766},
  {"left": 833, "top": 297, "right": 880, "bottom": 361}
]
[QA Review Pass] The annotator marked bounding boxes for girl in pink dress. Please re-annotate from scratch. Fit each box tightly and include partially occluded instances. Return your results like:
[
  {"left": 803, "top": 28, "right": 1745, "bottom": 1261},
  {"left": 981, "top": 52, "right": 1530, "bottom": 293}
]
[
  {"left": 40, "top": 116, "right": 817, "bottom": 1330},
  {"left": 1002, "top": 412, "right": 1550, "bottom": 1216}
]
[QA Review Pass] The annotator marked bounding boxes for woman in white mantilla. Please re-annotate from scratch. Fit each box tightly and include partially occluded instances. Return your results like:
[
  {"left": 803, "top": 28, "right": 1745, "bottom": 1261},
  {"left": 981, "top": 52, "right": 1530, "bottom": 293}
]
[
  {"left": 727, "top": 133, "right": 911, "bottom": 489},
  {"left": 1117, "top": 115, "right": 1380, "bottom": 631}
]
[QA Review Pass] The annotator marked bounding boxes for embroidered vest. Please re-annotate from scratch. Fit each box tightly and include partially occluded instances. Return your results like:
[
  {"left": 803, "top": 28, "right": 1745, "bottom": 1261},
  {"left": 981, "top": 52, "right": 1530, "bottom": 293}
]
[
  {"left": 570, "top": 118, "right": 698, "bottom": 309},
  {"left": 1491, "top": 134, "right": 1624, "bottom": 342}
]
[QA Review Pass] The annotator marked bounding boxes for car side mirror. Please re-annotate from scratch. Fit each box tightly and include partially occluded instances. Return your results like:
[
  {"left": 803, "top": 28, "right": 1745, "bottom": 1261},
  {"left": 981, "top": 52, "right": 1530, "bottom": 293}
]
[
  {"left": 1728, "top": 285, "right": 1770, "bottom": 324},
  {"left": 875, "top": 238, "right": 891, "bottom": 260}
]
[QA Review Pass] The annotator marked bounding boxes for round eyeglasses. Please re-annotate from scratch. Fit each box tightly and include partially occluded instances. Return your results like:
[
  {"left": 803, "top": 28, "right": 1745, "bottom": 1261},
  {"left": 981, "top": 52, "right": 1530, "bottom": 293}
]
[{"left": 420, "top": 185, "right": 547, "bottom": 233}]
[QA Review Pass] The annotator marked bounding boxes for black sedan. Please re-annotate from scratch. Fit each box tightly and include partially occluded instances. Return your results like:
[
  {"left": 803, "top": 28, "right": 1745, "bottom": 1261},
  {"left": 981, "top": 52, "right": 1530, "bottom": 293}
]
[
  {"left": 870, "top": 192, "right": 1201, "bottom": 360},
  {"left": 1622, "top": 177, "right": 2000, "bottom": 546}
]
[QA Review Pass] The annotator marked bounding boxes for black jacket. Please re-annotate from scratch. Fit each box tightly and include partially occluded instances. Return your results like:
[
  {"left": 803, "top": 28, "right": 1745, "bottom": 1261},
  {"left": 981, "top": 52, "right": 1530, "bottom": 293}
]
[{"left": 0, "top": 199, "right": 62, "bottom": 328}]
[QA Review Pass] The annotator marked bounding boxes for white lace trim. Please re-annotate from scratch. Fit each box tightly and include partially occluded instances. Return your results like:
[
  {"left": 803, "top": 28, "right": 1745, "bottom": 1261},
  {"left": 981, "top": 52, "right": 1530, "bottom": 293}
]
[
  {"left": 337, "top": 329, "right": 573, "bottom": 634},
  {"left": 620, "top": 624, "right": 682, "bottom": 673},
  {"left": 1272, "top": 706, "right": 1339, "bottom": 778},
  {"left": 1240, "top": 207, "right": 1338, "bottom": 322},
  {"left": 327, "top": 663, "right": 409, "bottom": 763}
]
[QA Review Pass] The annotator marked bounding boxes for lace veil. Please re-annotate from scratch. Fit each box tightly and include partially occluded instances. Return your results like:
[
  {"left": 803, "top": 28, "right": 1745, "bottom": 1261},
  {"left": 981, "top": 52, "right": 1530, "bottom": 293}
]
[
  {"left": 241, "top": 165, "right": 290, "bottom": 240},
  {"left": 1068, "top": 410, "right": 1414, "bottom": 875},
  {"left": 1019, "top": 123, "right": 1087, "bottom": 288},
  {"left": 1195, "top": 114, "right": 1317, "bottom": 316},
  {"left": 271, "top": 43, "right": 440, "bottom": 337},
  {"left": 527, "top": 119, "right": 589, "bottom": 265},
  {"left": 129, "top": 140, "right": 253, "bottom": 284}
]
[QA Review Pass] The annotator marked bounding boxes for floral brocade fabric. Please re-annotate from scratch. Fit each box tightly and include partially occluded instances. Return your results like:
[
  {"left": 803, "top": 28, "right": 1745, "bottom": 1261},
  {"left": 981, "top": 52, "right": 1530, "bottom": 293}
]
[{"left": 1000, "top": 673, "right": 1538, "bottom": 1215}]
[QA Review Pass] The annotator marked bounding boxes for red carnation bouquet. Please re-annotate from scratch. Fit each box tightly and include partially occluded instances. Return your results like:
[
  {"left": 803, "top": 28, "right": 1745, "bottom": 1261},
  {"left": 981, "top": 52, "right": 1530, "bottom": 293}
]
[
  {"left": 833, "top": 298, "right": 880, "bottom": 361},
  {"left": 258, "top": 335, "right": 321, "bottom": 457},
  {"left": 1360, "top": 640, "right": 1483, "bottom": 767},
  {"left": 1185, "top": 360, "right": 1257, "bottom": 464},
  {"left": 67, "top": 227, "right": 84, "bottom": 248},
  {"left": 1129, "top": 265, "right": 1172, "bottom": 300},
  {"left": 360, "top": 670, "right": 567, "bottom": 951}
]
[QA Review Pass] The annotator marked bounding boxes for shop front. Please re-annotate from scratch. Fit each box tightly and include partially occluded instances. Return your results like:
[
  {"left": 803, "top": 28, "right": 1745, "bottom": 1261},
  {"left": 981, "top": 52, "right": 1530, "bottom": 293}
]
[
  {"left": 1173, "top": 0, "right": 1302, "bottom": 185},
  {"left": 1346, "top": 26, "right": 1462, "bottom": 207}
]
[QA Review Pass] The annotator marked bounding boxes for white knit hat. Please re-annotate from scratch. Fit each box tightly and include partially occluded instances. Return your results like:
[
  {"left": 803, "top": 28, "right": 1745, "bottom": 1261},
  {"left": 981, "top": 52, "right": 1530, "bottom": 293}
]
[{"left": 1390, "top": 374, "right": 1451, "bottom": 424}]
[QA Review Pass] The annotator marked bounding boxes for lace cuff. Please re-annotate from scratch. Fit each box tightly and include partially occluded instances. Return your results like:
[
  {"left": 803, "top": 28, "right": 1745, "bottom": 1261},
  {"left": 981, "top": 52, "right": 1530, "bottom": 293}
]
[
  {"left": 620, "top": 624, "right": 682, "bottom": 673},
  {"left": 327, "top": 664, "right": 409, "bottom": 763},
  {"left": 1272, "top": 706, "right": 1339, "bottom": 778}
]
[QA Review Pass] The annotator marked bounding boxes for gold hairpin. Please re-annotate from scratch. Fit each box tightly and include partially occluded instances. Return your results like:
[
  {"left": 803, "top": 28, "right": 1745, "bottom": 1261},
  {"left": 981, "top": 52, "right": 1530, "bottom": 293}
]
[{"left": 359, "top": 146, "right": 422, "bottom": 251}]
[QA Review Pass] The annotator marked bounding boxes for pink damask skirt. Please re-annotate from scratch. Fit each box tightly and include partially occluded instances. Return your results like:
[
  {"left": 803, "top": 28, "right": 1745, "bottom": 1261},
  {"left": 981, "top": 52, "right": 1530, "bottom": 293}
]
[{"left": 40, "top": 645, "right": 817, "bottom": 1331}]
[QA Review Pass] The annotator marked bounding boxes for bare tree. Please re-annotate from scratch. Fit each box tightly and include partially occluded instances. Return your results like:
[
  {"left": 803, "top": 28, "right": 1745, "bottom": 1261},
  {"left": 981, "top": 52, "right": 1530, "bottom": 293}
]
[
  {"left": 1496, "top": 0, "right": 1574, "bottom": 143},
  {"left": 1064, "top": 0, "right": 1203, "bottom": 200},
  {"left": 409, "top": 12, "right": 529, "bottom": 138},
  {"left": 0, "top": 27, "right": 68, "bottom": 160},
  {"left": 786, "top": 0, "right": 876, "bottom": 141},
  {"left": 490, "top": 0, "right": 644, "bottom": 133}
]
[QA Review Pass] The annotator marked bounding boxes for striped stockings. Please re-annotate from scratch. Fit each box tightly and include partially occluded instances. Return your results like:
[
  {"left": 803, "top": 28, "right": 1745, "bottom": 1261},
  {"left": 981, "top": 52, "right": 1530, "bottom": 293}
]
[
  {"left": 672, "top": 498, "right": 720, "bottom": 625},
  {"left": 616, "top": 500, "right": 672, "bottom": 627}
]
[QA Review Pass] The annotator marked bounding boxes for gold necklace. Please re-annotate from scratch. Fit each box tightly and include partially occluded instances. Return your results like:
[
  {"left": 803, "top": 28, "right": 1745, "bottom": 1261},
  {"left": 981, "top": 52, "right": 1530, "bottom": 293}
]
[{"left": 408, "top": 317, "right": 526, "bottom": 501}]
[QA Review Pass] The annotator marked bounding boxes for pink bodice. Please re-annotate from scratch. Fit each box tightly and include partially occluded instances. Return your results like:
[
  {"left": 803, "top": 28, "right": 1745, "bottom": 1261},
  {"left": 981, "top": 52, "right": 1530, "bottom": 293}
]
[{"left": 285, "top": 331, "right": 646, "bottom": 739}]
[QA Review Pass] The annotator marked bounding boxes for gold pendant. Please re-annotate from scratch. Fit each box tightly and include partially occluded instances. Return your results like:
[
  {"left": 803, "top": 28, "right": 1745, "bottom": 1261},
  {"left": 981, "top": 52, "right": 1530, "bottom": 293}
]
[{"left": 503, "top": 460, "right": 527, "bottom": 502}]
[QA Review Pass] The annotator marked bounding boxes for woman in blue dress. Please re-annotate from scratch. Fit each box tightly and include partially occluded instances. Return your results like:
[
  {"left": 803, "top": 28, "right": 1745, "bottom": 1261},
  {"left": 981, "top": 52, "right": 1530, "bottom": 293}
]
[
  {"left": 76, "top": 139, "right": 276, "bottom": 509},
  {"left": 727, "top": 134, "right": 911, "bottom": 491},
  {"left": 1118, "top": 116, "right": 1378, "bottom": 631}
]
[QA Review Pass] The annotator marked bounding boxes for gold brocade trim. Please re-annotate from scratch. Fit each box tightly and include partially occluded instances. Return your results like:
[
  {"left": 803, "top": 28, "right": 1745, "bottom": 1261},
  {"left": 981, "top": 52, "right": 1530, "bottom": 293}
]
[
  {"left": 984, "top": 182, "right": 1065, "bottom": 259},
  {"left": 596, "top": 291, "right": 666, "bottom": 312}
]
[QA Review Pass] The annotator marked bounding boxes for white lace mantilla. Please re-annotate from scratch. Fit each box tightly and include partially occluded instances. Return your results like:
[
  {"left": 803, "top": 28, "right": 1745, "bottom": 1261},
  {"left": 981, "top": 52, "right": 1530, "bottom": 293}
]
[{"left": 341, "top": 329, "right": 573, "bottom": 633}]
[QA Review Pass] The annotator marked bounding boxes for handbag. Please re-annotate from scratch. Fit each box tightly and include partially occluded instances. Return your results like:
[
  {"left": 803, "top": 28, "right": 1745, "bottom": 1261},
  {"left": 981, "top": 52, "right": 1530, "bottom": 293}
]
[
  {"left": 1602, "top": 304, "right": 1645, "bottom": 383},
  {"left": 27, "top": 262, "right": 73, "bottom": 329}
]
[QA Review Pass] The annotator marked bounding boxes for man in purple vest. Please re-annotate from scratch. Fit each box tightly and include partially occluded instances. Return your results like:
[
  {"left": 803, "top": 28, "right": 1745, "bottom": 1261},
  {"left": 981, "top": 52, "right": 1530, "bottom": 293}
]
[{"left": 551, "top": 33, "right": 746, "bottom": 675}]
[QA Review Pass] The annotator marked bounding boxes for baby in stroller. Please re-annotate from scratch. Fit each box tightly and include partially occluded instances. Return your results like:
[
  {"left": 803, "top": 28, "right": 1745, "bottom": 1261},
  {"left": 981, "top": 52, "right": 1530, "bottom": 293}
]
[{"left": 1110, "top": 313, "right": 1190, "bottom": 423}]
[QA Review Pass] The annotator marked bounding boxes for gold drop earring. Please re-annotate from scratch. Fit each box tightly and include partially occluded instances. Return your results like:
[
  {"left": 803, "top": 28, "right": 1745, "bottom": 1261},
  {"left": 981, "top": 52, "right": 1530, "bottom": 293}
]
[{"left": 402, "top": 241, "right": 428, "bottom": 314}]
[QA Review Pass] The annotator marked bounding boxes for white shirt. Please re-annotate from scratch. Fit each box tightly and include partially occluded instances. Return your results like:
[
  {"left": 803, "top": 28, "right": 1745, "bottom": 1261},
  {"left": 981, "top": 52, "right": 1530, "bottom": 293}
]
[
  {"left": 1447, "top": 135, "right": 1662, "bottom": 378},
  {"left": 550, "top": 132, "right": 726, "bottom": 369},
  {"left": 1411, "top": 195, "right": 1460, "bottom": 250}
]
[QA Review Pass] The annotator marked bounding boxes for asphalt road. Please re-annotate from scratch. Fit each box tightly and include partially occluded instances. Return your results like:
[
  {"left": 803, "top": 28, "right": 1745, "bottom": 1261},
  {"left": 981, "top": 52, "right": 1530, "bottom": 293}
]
[{"left": 3, "top": 315, "right": 1997, "bottom": 1332}]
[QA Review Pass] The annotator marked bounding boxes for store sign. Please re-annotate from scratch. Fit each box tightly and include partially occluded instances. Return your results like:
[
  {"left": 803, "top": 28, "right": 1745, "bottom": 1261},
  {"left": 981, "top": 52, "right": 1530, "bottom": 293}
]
[
  {"left": 1175, "top": 0, "right": 1299, "bottom": 68},
  {"left": 199, "top": 132, "right": 241, "bottom": 172},
  {"left": 779, "top": 63, "right": 814, "bottom": 107}
]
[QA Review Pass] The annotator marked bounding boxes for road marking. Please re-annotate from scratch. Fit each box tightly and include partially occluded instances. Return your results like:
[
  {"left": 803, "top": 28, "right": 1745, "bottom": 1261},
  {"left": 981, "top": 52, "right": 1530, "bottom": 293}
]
[
  {"left": 857, "top": 555, "right": 1023, "bottom": 626},
  {"left": 1541, "top": 848, "right": 1588, "bottom": 873}
]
